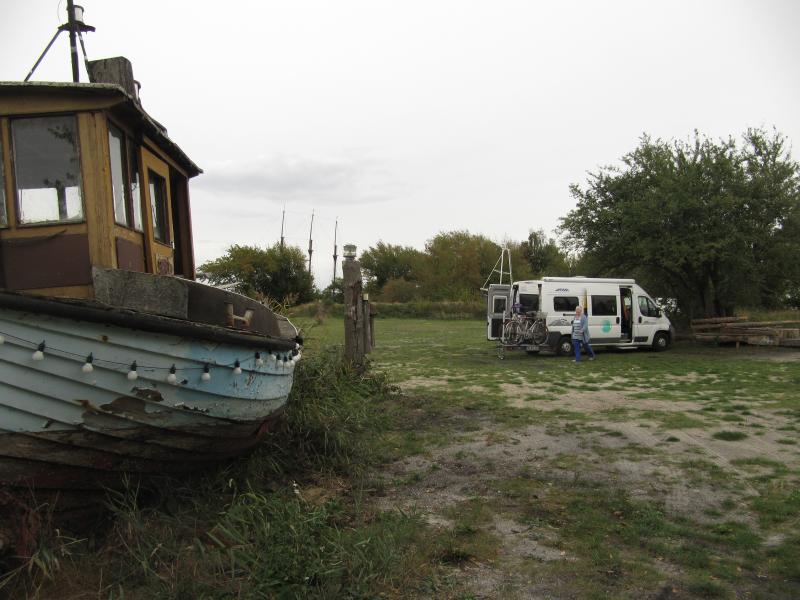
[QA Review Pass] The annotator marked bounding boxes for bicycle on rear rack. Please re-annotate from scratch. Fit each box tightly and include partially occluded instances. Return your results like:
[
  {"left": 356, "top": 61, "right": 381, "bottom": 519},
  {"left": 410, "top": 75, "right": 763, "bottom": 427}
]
[{"left": 498, "top": 310, "right": 548, "bottom": 359}]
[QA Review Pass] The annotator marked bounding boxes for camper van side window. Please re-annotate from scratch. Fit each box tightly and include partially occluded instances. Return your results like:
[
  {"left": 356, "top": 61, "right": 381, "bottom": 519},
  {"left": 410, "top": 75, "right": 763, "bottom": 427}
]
[
  {"left": 0, "top": 139, "right": 7, "bottom": 227},
  {"left": 638, "top": 296, "right": 659, "bottom": 317},
  {"left": 12, "top": 115, "right": 84, "bottom": 224},
  {"left": 553, "top": 296, "right": 579, "bottom": 312},
  {"left": 591, "top": 295, "right": 617, "bottom": 316}
]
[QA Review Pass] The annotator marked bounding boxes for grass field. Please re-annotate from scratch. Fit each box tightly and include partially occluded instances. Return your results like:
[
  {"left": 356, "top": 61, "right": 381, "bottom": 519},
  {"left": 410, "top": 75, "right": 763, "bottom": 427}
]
[
  {"left": 7, "top": 316, "right": 800, "bottom": 599},
  {"left": 306, "top": 316, "right": 800, "bottom": 599}
]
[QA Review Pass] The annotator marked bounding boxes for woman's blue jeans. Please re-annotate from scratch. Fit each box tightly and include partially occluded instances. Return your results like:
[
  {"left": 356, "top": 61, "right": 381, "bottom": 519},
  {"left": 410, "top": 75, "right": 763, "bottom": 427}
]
[{"left": 573, "top": 338, "right": 595, "bottom": 362}]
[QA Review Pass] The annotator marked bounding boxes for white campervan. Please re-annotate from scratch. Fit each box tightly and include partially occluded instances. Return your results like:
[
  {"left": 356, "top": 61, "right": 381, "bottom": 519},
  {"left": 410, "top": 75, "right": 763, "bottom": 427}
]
[{"left": 487, "top": 277, "right": 674, "bottom": 355}]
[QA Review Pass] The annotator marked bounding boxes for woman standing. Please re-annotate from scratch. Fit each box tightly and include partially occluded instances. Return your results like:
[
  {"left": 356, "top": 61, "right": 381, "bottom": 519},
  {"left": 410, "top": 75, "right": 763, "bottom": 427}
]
[{"left": 571, "top": 305, "right": 596, "bottom": 362}]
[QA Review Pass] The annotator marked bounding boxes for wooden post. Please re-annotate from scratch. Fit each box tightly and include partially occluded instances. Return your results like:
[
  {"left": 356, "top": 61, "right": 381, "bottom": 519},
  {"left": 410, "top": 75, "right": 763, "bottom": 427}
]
[
  {"left": 369, "top": 302, "right": 376, "bottom": 349},
  {"left": 343, "top": 251, "right": 365, "bottom": 368},
  {"left": 363, "top": 294, "right": 372, "bottom": 355}
]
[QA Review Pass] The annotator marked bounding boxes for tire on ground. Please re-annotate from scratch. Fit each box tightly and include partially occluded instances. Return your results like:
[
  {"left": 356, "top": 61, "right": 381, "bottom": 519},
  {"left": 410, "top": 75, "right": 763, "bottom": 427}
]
[{"left": 652, "top": 331, "right": 670, "bottom": 351}]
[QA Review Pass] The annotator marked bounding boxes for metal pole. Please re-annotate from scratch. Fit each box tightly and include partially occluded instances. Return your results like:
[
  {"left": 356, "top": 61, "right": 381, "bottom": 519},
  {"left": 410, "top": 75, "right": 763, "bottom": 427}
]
[
  {"left": 332, "top": 218, "right": 338, "bottom": 286},
  {"left": 77, "top": 31, "right": 92, "bottom": 79},
  {"left": 24, "top": 29, "right": 64, "bottom": 82},
  {"left": 279, "top": 206, "right": 285, "bottom": 249},
  {"left": 67, "top": 0, "right": 80, "bottom": 82},
  {"left": 307, "top": 210, "right": 314, "bottom": 274}
]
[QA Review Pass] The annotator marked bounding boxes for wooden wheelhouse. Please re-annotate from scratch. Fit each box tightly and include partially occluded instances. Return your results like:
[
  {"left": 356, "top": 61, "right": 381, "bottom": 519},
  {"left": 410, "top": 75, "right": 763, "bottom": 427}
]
[{"left": 0, "top": 57, "right": 201, "bottom": 300}]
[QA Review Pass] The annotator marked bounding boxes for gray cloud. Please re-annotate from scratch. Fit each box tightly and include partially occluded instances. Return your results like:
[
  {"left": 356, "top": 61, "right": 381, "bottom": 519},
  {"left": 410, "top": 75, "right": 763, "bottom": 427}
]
[{"left": 192, "top": 154, "right": 395, "bottom": 206}]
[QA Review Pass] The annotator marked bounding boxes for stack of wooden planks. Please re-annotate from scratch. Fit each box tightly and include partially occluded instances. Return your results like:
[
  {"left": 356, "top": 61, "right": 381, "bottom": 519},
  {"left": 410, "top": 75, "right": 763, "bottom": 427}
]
[{"left": 692, "top": 316, "right": 800, "bottom": 348}]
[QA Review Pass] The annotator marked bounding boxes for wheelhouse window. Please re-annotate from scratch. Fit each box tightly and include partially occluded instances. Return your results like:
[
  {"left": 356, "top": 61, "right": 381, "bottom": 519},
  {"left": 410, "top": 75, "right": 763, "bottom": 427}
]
[
  {"left": 108, "top": 123, "right": 144, "bottom": 231},
  {"left": 0, "top": 140, "right": 7, "bottom": 227},
  {"left": 108, "top": 123, "right": 129, "bottom": 226},
  {"left": 591, "top": 295, "right": 618, "bottom": 316},
  {"left": 553, "top": 296, "right": 579, "bottom": 312},
  {"left": 148, "top": 170, "right": 168, "bottom": 243},
  {"left": 12, "top": 115, "right": 83, "bottom": 224},
  {"left": 128, "top": 138, "right": 143, "bottom": 231}
]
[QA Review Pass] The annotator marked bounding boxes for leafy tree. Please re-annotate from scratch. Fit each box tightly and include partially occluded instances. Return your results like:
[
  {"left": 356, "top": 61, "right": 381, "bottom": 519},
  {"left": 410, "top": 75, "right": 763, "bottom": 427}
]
[
  {"left": 560, "top": 129, "right": 800, "bottom": 318},
  {"left": 501, "top": 239, "right": 535, "bottom": 282},
  {"left": 380, "top": 278, "right": 420, "bottom": 302},
  {"left": 520, "top": 230, "right": 572, "bottom": 277},
  {"left": 320, "top": 279, "right": 344, "bottom": 305},
  {"left": 198, "top": 244, "right": 315, "bottom": 305},
  {"left": 360, "top": 242, "right": 424, "bottom": 294},
  {"left": 420, "top": 231, "right": 501, "bottom": 300}
]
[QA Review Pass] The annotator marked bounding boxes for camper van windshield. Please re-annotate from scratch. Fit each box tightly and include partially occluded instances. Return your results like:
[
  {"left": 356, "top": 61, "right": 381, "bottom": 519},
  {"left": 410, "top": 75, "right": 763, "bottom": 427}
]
[
  {"left": 519, "top": 294, "right": 539, "bottom": 312},
  {"left": 638, "top": 296, "right": 660, "bottom": 317}
]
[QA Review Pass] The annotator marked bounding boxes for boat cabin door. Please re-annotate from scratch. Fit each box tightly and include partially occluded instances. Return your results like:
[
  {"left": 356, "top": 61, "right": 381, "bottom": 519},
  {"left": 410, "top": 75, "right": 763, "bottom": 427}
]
[
  {"left": 141, "top": 149, "right": 174, "bottom": 275},
  {"left": 487, "top": 284, "right": 511, "bottom": 340}
]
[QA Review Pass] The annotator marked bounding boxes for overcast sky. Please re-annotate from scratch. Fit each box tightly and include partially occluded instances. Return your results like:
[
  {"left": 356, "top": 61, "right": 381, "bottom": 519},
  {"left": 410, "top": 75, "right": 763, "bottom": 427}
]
[{"left": 2, "top": 1, "right": 799, "bottom": 286}]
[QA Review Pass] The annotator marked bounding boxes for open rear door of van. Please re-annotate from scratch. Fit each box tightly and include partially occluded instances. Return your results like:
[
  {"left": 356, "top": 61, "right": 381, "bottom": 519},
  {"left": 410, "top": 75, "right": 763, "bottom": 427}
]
[{"left": 487, "top": 284, "right": 511, "bottom": 340}]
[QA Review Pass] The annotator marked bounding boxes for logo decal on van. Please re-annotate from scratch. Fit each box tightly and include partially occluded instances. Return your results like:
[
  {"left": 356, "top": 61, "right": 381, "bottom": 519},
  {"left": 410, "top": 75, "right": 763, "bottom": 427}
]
[
  {"left": 602, "top": 319, "right": 612, "bottom": 333},
  {"left": 555, "top": 288, "right": 570, "bottom": 292}
]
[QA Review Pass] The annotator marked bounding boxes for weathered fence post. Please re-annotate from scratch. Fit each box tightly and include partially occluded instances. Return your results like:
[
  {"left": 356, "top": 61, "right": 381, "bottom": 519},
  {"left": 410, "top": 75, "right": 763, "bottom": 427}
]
[
  {"left": 343, "top": 245, "right": 366, "bottom": 368},
  {"left": 363, "top": 294, "right": 372, "bottom": 355}
]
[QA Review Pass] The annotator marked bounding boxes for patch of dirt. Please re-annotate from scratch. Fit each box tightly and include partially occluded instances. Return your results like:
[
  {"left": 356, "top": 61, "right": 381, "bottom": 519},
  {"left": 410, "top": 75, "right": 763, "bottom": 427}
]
[
  {"left": 663, "top": 371, "right": 717, "bottom": 383},
  {"left": 499, "top": 382, "right": 551, "bottom": 397},
  {"left": 492, "top": 516, "right": 565, "bottom": 562},
  {"left": 373, "top": 360, "right": 800, "bottom": 598},
  {"left": 542, "top": 390, "right": 698, "bottom": 414},
  {"left": 463, "top": 385, "right": 492, "bottom": 394},
  {"left": 397, "top": 377, "right": 451, "bottom": 390}
]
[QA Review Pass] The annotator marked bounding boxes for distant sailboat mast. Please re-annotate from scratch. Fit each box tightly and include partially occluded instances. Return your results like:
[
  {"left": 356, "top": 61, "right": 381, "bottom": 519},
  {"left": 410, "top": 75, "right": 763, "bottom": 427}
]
[
  {"left": 280, "top": 205, "right": 286, "bottom": 249},
  {"left": 332, "top": 218, "right": 338, "bottom": 286},
  {"left": 307, "top": 210, "right": 314, "bottom": 275}
]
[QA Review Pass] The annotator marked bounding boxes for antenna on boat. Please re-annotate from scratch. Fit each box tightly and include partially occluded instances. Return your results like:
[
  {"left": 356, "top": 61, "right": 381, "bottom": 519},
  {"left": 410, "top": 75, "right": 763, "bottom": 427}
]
[
  {"left": 25, "top": 0, "right": 95, "bottom": 83},
  {"left": 332, "top": 218, "right": 339, "bottom": 286},
  {"left": 307, "top": 210, "right": 315, "bottom": 275}
]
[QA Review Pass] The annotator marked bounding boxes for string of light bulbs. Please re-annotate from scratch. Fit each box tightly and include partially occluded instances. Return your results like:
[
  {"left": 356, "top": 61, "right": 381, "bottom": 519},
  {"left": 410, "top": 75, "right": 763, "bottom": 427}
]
[{"left": 0, "top": 331, "right": 302, "bottom": 386}]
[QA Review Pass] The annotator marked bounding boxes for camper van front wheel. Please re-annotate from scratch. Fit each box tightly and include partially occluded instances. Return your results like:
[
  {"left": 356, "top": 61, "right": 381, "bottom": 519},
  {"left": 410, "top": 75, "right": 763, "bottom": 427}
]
[
  {"left": 557, "top": 336, "right": 573, "bottom": 356},
  {"left": 652, "top": 332, "right": 669, "bottom": 351}
]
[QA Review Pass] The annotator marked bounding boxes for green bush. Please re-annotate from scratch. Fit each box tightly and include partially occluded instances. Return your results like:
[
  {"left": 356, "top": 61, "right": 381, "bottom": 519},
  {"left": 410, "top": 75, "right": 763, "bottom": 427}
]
[
  {"left": 289, "top": 300, "right": 484, "bottom": 320},
  {"left": 263, "top": 345, "right": 393, "bottom": 473}
]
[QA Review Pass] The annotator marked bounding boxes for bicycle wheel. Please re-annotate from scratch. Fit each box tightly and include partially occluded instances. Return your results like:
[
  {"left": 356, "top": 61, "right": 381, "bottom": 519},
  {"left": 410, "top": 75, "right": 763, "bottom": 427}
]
[
  {"left": 531, "top": 319, "right": 548, "bottom": 345},
  {"left": 502, "top": 320, "right": 522, "bottom": 345}
]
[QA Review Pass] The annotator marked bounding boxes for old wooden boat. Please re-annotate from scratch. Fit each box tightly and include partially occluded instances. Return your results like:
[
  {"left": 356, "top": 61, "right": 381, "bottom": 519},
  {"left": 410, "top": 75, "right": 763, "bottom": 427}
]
[{"left": 0, "top": 47, "right": 301, "bottom": 548}]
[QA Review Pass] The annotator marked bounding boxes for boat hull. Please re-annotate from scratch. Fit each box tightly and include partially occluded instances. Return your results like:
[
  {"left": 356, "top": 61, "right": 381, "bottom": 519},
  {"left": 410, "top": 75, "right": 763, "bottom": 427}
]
[{"left": 0, "top": 304, "right": 298, "bottom": 492}]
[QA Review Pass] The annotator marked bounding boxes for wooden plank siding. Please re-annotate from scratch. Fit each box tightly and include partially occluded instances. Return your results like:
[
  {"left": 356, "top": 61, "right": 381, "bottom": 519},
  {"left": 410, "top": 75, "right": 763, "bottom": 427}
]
[
  {"left": 78, "top": 111, "right": 117, "bottom": 272},
  {"left": 0, "top": 93, "right": 120, "bottom": 117},
  {"left": 0, "top": 117, "right": 13, "bottom": 226},
  {"left": 170, "top": 170, "right": 195, "bottom": 278}
]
